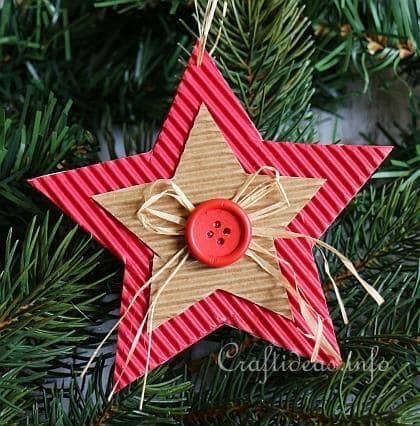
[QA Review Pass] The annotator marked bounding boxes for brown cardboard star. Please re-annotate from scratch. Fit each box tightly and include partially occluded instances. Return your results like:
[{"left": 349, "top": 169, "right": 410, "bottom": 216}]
[{"left": 94, "top": 106, "right": 324, "bottom": 327}]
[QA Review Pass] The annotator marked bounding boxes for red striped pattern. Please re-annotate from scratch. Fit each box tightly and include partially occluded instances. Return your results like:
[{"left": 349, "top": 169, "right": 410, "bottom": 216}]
[{"left": 29, "top": 42, "right": 391, "bottom": 390}]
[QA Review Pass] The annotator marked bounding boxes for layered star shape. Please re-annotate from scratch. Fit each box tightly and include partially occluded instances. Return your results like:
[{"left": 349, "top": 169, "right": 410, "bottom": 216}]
[
  {"left": 93, "top": 106, "right": 325, "bottom": 328},
  {"left": 29, "top": 44, "right": 391, "bottom": 390}
]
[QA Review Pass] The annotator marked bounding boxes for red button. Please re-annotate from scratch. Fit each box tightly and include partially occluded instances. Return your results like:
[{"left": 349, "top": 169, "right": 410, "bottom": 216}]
[{"left": 185, "top": 198, "right": 252, "bottom": 267}]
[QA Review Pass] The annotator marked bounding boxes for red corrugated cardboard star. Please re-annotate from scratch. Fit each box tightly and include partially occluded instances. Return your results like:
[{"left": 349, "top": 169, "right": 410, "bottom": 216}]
[{"left": 29, "top": 43, "right": 391, "bottom": 390}]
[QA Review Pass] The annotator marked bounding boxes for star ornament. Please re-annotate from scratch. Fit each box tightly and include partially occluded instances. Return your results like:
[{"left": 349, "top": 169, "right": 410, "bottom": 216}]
[{"left": 29, "top": 43, "right": 391, "bottom": 391}]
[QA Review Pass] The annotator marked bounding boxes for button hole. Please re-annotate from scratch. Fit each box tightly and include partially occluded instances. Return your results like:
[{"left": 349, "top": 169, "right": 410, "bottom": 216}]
[
  {"left": 223, "top": 227, "right": 231, "bottom": 235},
  {"left": 217, "top": 238, "right": 224, "bottom": 245},
  {"left": 214, "top": 221, "right": 221, "bottom": 228}
]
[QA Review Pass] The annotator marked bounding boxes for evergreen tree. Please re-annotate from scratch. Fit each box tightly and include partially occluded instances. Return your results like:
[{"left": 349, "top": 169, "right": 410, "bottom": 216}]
[{"left": 0, "top": 0, "right": 418, "bottom": 424}]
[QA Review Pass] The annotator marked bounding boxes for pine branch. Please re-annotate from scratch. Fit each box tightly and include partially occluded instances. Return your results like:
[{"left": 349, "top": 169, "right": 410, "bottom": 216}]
[
  {"left": 322, "top": 178, "right": 419, "bottom": 283},
  {"left": 0, "top": 215, "right": 116, "bottom": 424},
  {"left": 370, "top": 95, "right": 420, "bottom": 186},
  {"left": 202, "top": 0, "right": 315, "bottom": 141},
  {"left": 0, "top": 368, "right": 35, "bottom": 425},
  {"left": 78, "top": 0, "right": 420, "bottom": 111},
  {"left": 305, "top": 0, "right": 419, "bottom": 107},
  {"left": 30, "top": 359, "right": 191, "bottom": 425},
  {"left": 332, "top": 266, "right": 419, "bottom": 356},
  {"left": 0, "top": 0, "right": 190, "bottom": 159},
  {"left": 94, "top": 0, "right": 316, "bottom": 141},
  {"left": 93, "top": 0, "right": 186, "bottom": 11},
  {"left": 94, "top": 0, "right": 184, "bottom": 13},
  {"left": 184, "top": 340, "right": 419, "bottom": 424},
  {"left": 0, "top": 89, "right": 96, "bottom": 227}
]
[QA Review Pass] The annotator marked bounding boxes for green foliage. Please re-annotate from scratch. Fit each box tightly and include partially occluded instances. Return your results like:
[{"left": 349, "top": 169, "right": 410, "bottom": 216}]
[
  {"left": 0, "top": 89, "right": 96, "bottom": 227},
  {"left": 0, "top": 0, "right": 190, "bottom": 158},
  {"left": 204, "top": 0, "right": 315, "bottom": 141},
  {"left": 323, "top": 180, "right": 419, "bottom": 278},
  {"left": 94, "top": 0, "right": 184, "bottom": 13},
  {"left": 0, "top": 368, "right": 33, "bottom": 425},
  {"left": 0, "top": 215, "right": 116, "bottom": 424},
  {"left": 95, "top": 0, "right": 316, "bottom": 141},
  {"left": 372, "top": 95, "right": 420, "bottom": 186},
  {"left": 272, "top": 359, "right": 419, "bottom": 425},
  {"left": 337, "top": 265, "right": 419, "bottom": 359},
  {"left": 180, "top": 327, "right": 419, "bottom": 424},
  {"left": 31, "top": 360, "right": 191, "bottom": 425},
  {"left": 94, "top": 0, "right": 420, "bottom": 111},
  {"left": 305, "top": 0, "right": 420, "bottom": 108}
]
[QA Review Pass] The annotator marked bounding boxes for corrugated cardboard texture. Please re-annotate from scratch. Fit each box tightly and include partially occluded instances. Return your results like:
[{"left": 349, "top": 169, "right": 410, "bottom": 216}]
[{"left": 94, "top": 106, "right": 324, "bottom": 327}]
